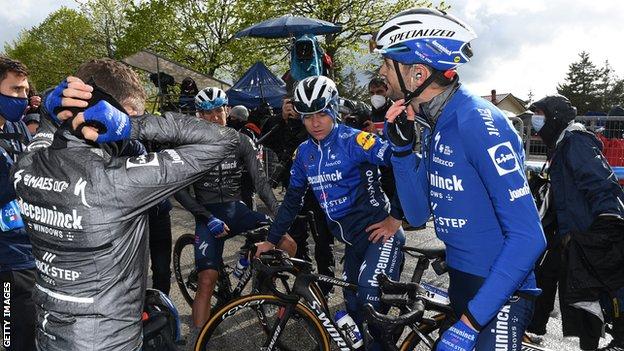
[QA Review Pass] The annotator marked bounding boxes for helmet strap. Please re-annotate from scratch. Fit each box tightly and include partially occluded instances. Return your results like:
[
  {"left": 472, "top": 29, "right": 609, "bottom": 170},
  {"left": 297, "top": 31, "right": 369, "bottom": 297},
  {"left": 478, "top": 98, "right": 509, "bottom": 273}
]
[{"left": 393, "top": 60, "right": 447, "bottom": 106}]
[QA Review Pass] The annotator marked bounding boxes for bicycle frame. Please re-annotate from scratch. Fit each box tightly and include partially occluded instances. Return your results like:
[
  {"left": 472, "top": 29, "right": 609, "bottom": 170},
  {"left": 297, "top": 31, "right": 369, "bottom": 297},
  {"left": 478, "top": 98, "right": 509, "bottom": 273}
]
[{"left": 261, "top": 271, "right": 359, "bottom": 351}]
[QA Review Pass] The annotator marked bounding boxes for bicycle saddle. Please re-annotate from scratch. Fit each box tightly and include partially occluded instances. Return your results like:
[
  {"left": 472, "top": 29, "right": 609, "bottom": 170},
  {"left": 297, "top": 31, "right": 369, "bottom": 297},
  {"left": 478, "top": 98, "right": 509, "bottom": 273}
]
[{"left": 402, "top": 246, "right": 446, "bottom": 260}]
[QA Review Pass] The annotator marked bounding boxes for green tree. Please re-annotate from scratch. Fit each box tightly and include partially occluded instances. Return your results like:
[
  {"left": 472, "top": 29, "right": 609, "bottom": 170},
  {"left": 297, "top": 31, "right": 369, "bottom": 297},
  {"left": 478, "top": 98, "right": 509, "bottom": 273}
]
[
  {"left": 557, "top": 51, "right": 602, "bottom": 115},
  {"left": 558, "top": 53, "right": 624, "bottom": 114},
  {"left": 597, "top": 60, "right": 624, "bottom": 111},
  {"left": 3, "top": 7, "right": 106, "bottom": 90},
  {"left": 115, "top": 0, "right": 440, "bottom": 84},
  {"left": 338, "top": 68, "right": 368, "bottom": 102},
  {"left": 78, "top": 0, "right": 135, "bottom": 58},
  {"left": 117, "top": 0, "right": 288, "bottom": 79}
]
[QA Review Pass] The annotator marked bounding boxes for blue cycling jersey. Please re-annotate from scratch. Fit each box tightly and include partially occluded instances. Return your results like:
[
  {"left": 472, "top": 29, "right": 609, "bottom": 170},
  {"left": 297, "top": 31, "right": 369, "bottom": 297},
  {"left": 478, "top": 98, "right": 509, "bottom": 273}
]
[
  {"left": 0, "top": 121, "right": 34, "bottom": 272},
  {"left": 268, "top": 123, "right": 400, "bottom": 245},
  {"left": 268, "top": 122, "right": 404, "bottom": 351},
  {"left": 391, "top": 85, "right": 546, "bottom": 329}
]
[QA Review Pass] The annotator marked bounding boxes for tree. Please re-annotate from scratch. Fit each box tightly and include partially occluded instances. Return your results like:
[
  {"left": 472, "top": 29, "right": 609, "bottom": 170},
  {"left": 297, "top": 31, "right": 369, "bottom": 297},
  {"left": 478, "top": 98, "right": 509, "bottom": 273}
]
[
  {"left": 116, "top": 0, "right": 289, "bottom": 79},
  {"left": 557, "top": 51, "right": 602, "bottom": 115},
  {"left": 77, "top": 0, "right": 135, "bottom": 58},
  {"left": 3, "top": 8, "right": 106, "bottom": 90},
  {"left": 115, "top": 0, "right": 439, "bottom": 83},
  {"left": 597, "top": 60, "right": 624, "bottom": 111},
  {"left": 558, "top": 52, "right": 624, "bottom": 114},
  {"left": 338, "top": 68, "right": 368, "bottom": 102}
]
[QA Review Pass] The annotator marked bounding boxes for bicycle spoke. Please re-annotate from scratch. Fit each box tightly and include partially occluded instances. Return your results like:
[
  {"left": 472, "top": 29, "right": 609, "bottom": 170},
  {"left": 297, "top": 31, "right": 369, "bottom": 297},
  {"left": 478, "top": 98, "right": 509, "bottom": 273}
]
[{"left": 197, "top": 298, "right": 325, "bottom": 351}]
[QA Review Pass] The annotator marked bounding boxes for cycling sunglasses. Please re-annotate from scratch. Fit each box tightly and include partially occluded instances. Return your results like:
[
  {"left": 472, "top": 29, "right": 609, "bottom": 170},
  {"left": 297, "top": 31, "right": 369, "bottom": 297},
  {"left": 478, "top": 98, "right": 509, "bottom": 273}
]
[{"left": 293, "top": 97, "right": 329, "bottom": 115}]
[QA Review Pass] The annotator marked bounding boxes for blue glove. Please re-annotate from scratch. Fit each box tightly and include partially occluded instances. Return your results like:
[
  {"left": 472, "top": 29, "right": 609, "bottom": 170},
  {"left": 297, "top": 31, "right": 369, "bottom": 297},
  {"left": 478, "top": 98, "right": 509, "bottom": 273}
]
[
  {"left": 83, "top": 100, "right": 131, "bottom": 143},
  {"left": 206, "top": 216, "right": 226, "bottom": 236},
  {"left": 44, "top": 80, "right": 68, "bottom": 126},
  {"left": 436, "top": 320, "right": 478, "bottom": 351}
]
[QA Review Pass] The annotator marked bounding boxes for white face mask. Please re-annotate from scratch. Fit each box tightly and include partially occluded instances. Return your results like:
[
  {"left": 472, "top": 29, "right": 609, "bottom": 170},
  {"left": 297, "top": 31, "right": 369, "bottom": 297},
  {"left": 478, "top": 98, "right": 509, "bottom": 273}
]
[
  {"left": 370, "top": 95, "right": 386, "bottom": 109},
  {"left": 532, "top": 114, "right": 545, "bottom": 132}
]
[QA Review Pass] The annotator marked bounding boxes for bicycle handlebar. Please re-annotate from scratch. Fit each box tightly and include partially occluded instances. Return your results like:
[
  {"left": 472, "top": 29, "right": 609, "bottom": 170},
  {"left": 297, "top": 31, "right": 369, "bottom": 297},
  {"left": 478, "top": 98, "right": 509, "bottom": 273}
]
[
  {"left": 251, "top": 250, "right": 302, "bottom": 302},
  {"left": 362, "top": 300, "right": 424, "bottom": 351}
]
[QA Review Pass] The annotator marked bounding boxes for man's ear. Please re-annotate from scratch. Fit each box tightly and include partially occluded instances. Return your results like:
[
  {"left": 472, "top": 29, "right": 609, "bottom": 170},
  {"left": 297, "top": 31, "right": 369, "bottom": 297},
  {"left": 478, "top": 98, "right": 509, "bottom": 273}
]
[
  {"left": 122, "top": 103, "right": 140, "bottom": 117},
  {"left": 411, "top": 64, "right": 430, "bottom": 85},
  {"left": 403, "top": 64, "right": 427, "bottom": 90}
]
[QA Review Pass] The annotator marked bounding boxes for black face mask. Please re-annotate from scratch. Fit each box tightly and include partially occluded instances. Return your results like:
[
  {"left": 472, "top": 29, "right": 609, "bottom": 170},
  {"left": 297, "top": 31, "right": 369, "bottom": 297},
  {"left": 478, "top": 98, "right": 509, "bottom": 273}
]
[
  {"left": 530, "top": 95, "right": 576, "bottom": 149},
  {"left": 538, "top": 119, "right": 568, "bottom": 149},
  {"left": 227, "top": 118, "right": 246, "bottom": 130}
]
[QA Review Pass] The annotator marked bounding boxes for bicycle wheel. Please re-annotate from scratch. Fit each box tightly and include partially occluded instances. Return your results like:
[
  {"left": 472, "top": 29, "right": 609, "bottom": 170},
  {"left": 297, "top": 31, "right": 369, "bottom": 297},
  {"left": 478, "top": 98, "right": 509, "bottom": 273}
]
[
  {"left": 173, "top": 234, "right": 198, "bottom": 306},
  {"left": 194, "top": 294, "right": 330, "bottom": 351},
  {"left": 399, "top": 313, "right": 445, "bottom": 351}
]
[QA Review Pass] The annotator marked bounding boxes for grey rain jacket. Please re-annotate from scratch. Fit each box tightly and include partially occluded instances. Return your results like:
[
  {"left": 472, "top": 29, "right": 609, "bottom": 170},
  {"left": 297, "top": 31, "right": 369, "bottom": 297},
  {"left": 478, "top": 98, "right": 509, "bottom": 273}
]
[
  {"left": 175, "top": 128, "right": 279, "bottom": 219},
  {"left": 12, "top": 113, "right": 238, "bottom": 351}
]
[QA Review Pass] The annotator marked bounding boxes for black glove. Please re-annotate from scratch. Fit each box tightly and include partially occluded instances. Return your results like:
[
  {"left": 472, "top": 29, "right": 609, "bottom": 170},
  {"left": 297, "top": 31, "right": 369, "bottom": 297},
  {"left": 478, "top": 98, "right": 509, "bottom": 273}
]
[{"left": 385, "top": 111, "right": 415, "bottom": 147}]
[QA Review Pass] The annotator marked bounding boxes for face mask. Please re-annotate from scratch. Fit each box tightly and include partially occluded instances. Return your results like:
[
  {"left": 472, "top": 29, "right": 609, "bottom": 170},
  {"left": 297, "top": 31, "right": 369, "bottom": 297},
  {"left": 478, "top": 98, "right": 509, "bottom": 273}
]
[
  {"left": 370, "top": 95, "right": 386, "bottom": 110},
  {"left": 532, "top": 114, "right": 545, "bottom": 132},
  {"left": 0, "top": 93, "right": 28, "bottom": 122}
]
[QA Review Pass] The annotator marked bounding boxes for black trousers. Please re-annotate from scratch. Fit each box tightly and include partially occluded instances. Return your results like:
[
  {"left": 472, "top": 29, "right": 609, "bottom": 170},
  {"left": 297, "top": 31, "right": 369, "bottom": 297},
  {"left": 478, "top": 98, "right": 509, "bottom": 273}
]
[
  {"left": 289, "top": 190, "right": 335, "bottom": 295},
  {"left": 148, "top": 207, "right": 173, "bottom": 295},
  {"left": 1, "top": 268, "right": 36, "bottom": 351},
  {"left": 528, "top": 242, "right": 562, "bottom": 335}
]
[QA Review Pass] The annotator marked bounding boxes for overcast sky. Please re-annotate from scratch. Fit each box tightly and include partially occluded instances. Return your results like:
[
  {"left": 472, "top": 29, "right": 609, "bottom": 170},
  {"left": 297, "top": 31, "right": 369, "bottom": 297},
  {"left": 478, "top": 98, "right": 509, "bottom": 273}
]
[{"left": 1, "top": 0, "right": 623, "bottom": 101}]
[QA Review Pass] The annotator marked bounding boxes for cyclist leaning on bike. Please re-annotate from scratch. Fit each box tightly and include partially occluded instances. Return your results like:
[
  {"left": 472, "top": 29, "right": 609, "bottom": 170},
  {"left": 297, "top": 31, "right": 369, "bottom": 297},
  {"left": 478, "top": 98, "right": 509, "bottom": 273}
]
[
  {"left": 255, "top": 75, "right": 405, "bottom": 351},
  {"left": 173, "top": 86, "right": 296, "bottom": 328},
  {"left": 377, "top": 9, "right": 546, "bottom": 351}
]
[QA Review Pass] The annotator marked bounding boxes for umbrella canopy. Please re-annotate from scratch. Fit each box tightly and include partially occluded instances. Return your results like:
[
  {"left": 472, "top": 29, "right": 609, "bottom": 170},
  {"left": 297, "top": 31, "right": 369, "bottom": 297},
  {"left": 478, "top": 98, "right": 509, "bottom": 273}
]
[
  {"left": 226, "top": 62, "right": 286, "bottom": 109},
  {"left": 234, "top": 15, "right": 341, "bottom": 39}
]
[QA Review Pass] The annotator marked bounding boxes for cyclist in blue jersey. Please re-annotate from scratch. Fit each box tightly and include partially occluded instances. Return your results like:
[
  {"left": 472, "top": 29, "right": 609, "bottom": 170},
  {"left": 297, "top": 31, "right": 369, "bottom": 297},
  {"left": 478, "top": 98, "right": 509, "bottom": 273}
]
[
  {"left": 255, "top": 75, "right": 405, "bottom": 351},
  {"left": 374, "top": 8, "right": 547, "bottom": 351}
]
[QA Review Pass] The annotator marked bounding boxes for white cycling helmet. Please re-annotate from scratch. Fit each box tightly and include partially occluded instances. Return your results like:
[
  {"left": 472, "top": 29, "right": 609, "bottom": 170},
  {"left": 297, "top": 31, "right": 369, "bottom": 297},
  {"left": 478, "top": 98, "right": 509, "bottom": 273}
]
[
  {"left": 195, "top": 87, "right": 228, "bottom": 111},
  {"left": 375, "top": 8, "right": 477, "bottom": 71},
  {"left": 375, "top": 8, "right": 477, "bottom": 103},
  {"left": 292, "top": 76, "right": 339, "bottom": 117}
]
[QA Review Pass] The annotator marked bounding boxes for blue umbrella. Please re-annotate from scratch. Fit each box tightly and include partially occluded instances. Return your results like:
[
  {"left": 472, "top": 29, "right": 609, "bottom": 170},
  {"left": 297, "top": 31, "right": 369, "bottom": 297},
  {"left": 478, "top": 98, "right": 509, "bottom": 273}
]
[{"left": 234, "top": 15, "right": 341, "bottom": 39}]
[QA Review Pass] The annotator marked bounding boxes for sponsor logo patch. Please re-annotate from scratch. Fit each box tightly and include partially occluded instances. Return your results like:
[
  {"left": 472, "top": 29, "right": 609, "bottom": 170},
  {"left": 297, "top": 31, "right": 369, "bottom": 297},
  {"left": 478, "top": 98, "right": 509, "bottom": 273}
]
[
  {"left": 126, "top": 153, "right": 160, "bottom": 168},
  {"left": 356, "top": 131, "right": 377, "bottom": 151},
  {"left": 487, "top": 142, "right": 520, "bottom": 176},
  {"left": 509, "top": 183, "right": 531, "bottom": 202}
]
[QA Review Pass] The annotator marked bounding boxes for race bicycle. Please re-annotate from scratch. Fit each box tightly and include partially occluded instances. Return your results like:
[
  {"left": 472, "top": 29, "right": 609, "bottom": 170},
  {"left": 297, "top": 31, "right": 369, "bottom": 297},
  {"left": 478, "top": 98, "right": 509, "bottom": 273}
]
[
  {"left": 173, "top": 212, "right": 319, "bottom": 312},
  {"left": 192, "top": 243, "right": 552, "bottom": 351}
]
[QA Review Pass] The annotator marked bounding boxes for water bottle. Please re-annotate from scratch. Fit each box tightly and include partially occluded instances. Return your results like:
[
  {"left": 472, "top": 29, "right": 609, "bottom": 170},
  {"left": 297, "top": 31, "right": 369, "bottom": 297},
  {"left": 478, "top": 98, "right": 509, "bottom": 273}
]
[
  {"left": 334, "top": 310, "right": 363, "bottom": 348},
  {"left": 233, "top": 255, "right": 249, "bottom": 279}
]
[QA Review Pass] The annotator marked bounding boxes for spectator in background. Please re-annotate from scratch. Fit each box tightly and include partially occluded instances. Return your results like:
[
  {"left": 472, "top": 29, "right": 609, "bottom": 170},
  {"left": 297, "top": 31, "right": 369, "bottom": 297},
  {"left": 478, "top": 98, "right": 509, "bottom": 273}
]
[
  {"left": 368, "top": 77, "right": 392, "bottom": 133},
  {"left": 27, "top": 86, "right": 41, "bottom": 114},
  {"left": 178, "top": 77, "right": 199, "bottom": 114},
  {"left": 365, "top": 77, "right": 403, "bottom": 205},
  {"left": 228, "top": 105, "right": 253, "bottom": 139},
  {"left": 0, "top": 56, "right": 35, "bottom": 351},
  {"left": 529, "top": 95, "right": 624, "bottom": 351}
]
